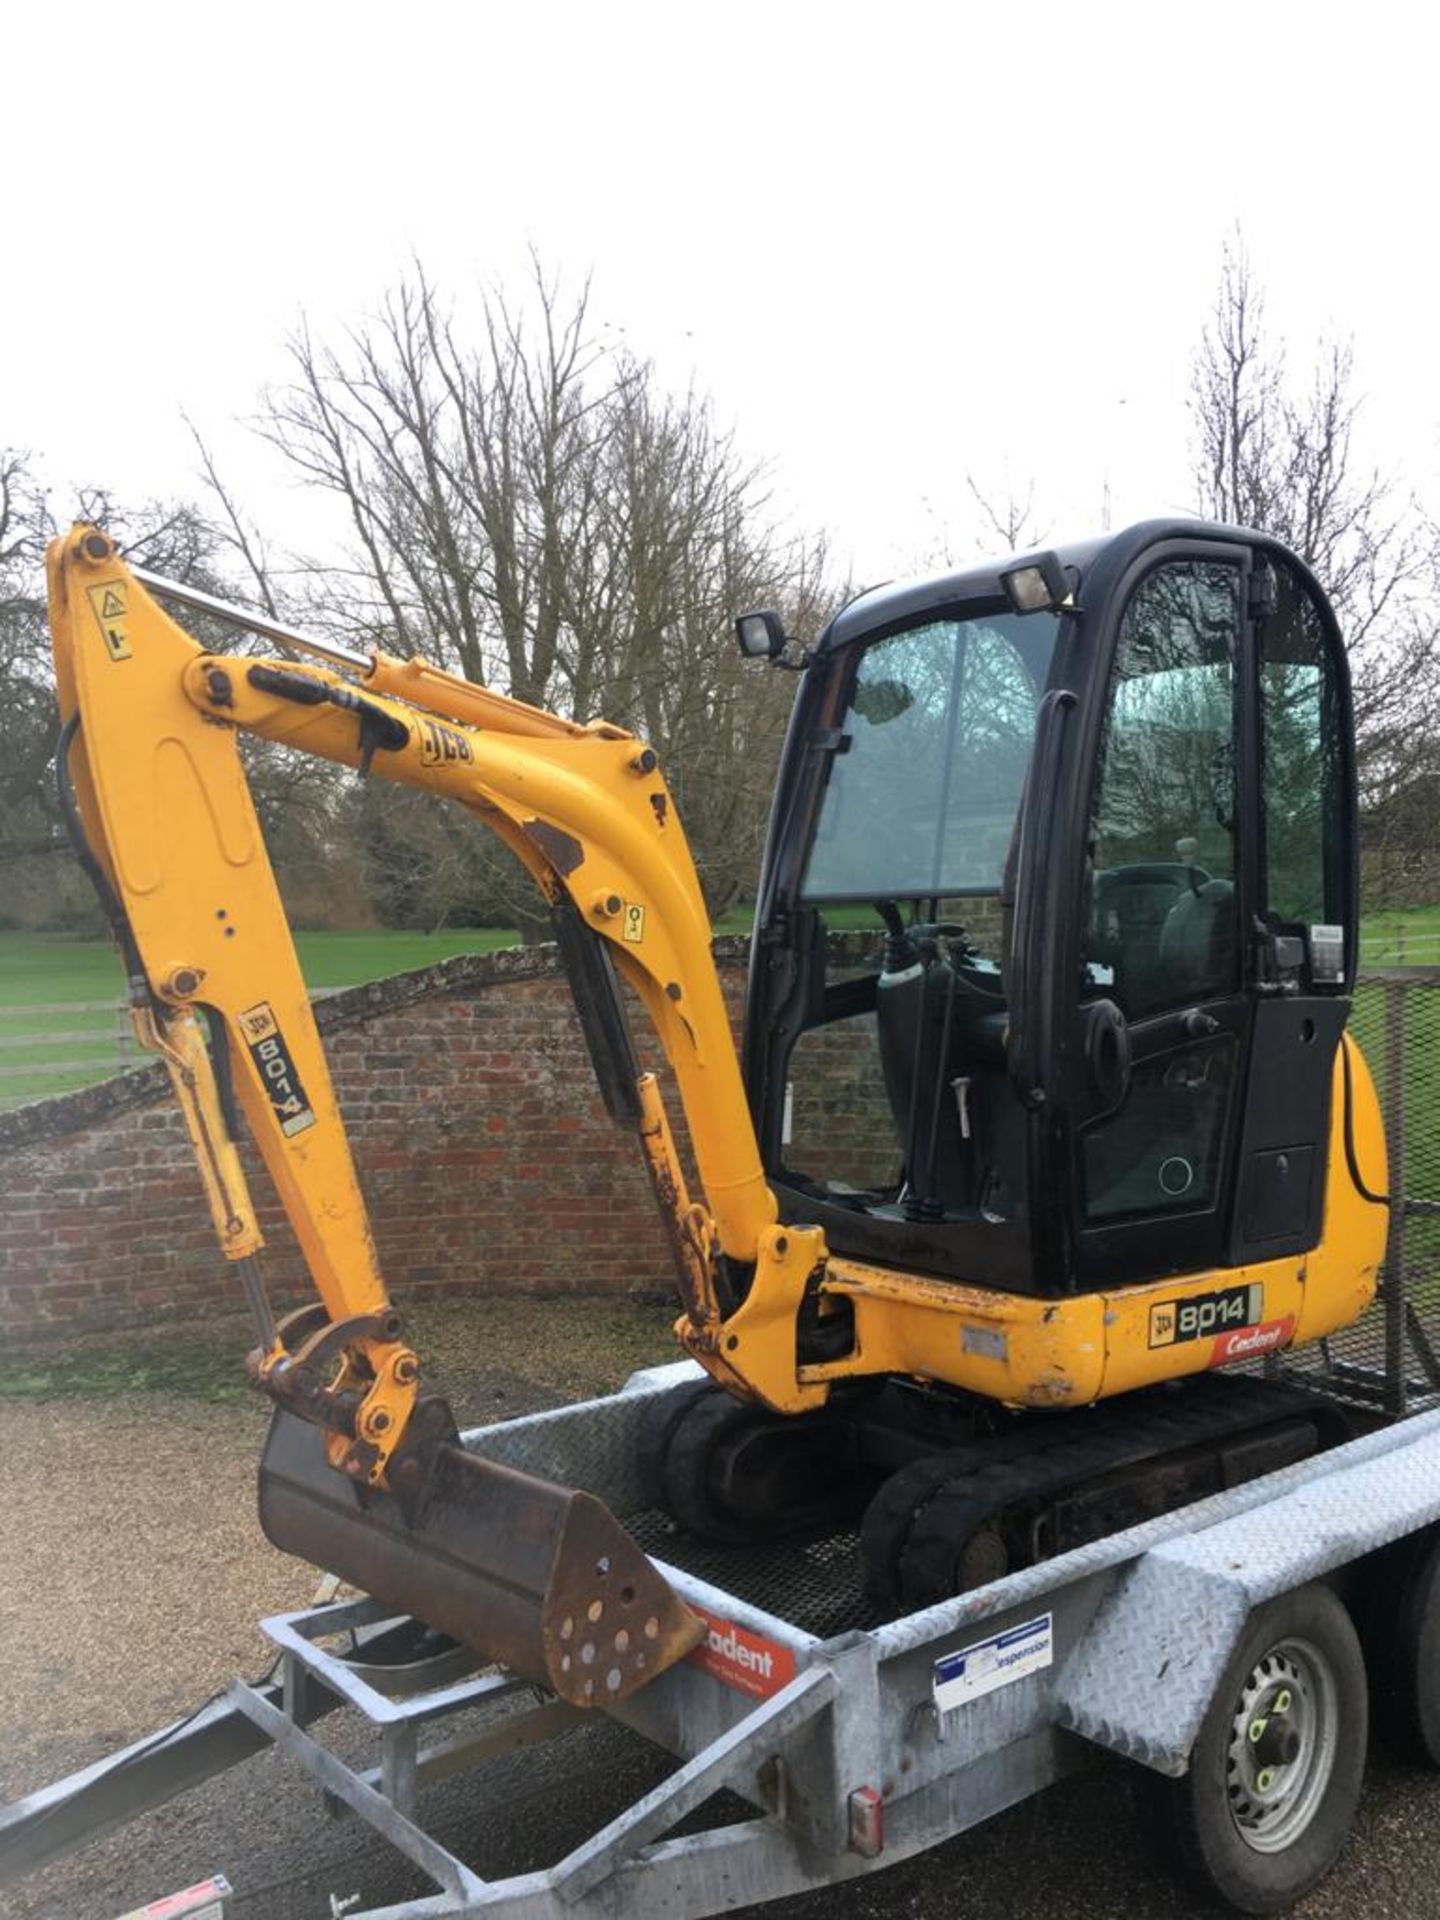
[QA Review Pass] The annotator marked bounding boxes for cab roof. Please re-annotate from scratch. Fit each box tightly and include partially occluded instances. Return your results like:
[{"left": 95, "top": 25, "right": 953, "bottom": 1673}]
[{"left": 820, "top": 519, "right": 1271, "bottom": 652}]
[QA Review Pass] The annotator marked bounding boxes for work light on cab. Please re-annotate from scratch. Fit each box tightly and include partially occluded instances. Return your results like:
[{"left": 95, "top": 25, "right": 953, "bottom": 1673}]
[{"left": 999, "top": 550, "right": 1070, "bottom": 614}]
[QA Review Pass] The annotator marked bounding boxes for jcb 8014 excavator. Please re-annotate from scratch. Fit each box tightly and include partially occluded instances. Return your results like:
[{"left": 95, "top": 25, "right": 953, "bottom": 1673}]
[{"left": 47, "top": 518, "right": 1388, "bottom": 1708}]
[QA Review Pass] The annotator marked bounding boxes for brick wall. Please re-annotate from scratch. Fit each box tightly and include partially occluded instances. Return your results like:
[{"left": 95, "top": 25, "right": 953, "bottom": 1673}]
[{"left": 0, "top": 933, "right": 897, "bottom": 1341}]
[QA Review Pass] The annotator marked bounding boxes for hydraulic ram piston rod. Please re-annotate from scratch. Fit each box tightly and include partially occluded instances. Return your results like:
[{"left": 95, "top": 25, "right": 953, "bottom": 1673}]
[{"left": 128, "top": 566, "right": 374, "bottom": 672}]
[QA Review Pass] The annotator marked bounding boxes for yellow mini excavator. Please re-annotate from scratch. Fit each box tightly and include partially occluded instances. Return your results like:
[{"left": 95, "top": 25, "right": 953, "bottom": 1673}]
[{"left": 47, "top": 518, "right": 1389, "bottom": 1706}]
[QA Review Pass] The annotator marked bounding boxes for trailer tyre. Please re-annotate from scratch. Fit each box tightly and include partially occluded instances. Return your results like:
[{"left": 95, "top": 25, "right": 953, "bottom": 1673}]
[
  {"left": 1160, "top": 1583, "right": 1366, "bottom": 1914},
  {"left": 1363, "top": 1524, "right": 1440, "bottom": 1766}
]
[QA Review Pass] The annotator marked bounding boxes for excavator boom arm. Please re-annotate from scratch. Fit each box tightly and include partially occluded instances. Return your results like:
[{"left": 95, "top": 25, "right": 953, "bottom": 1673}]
[{"left": 52, "top": 522, "right": 797, "bottom": 1306}]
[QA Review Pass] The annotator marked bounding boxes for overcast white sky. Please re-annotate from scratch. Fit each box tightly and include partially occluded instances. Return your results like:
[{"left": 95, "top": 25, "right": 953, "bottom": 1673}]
[{"left": 5, "top": 0, "right": 1434, "bottom": 586}]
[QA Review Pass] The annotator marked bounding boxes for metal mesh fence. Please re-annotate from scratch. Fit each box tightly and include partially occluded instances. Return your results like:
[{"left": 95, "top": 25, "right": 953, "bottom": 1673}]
[{"left": 1277, "top": 970, "right": 1440, "bottom": 1417}]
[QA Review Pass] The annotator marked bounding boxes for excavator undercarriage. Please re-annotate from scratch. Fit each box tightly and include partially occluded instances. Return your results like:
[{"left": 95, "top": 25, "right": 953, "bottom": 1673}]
[{"left": 638, "top": 1371, "right": 1365, "bottom": 1612}]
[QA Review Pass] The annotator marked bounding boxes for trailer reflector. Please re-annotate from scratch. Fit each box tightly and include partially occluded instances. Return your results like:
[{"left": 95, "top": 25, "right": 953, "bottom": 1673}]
[
  {"left": 113, "top": 1874, "right": 232, "bottom": 1920},
  {"left": 848, "top": 1786, "right": 885, "bottom": 1857}
]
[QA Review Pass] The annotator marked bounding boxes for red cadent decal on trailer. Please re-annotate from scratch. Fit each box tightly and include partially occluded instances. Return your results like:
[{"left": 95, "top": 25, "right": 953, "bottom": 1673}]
[
  {"left": 687, "top": 1608, "right": 797, "bottom": 1699},
  {"left": 1210, "top": 1315, "right": 1297, "bottom": 1367}
]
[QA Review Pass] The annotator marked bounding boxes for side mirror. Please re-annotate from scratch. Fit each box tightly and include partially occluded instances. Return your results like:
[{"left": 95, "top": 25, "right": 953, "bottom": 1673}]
[{"left": 735, "top": 608, "right": 788, "bottom": 661}]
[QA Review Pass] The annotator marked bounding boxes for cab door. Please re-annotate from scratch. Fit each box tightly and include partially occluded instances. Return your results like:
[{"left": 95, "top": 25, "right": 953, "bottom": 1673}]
[
  {"left": 1067, "top": 541, "right": 1356, "bottom": 1289},
  {"left": 1072, "top": 547, "right": 1253, "bottom": 1286}
]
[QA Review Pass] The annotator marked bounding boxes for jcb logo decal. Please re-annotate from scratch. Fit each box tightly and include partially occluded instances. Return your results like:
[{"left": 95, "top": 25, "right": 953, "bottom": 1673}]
[
  {"left": 237, "top": 1003, "right": 279, "bottom": 1045},
  {"left": 1148, "top": 1303, "right": 1176, "bottom": 1347},
  {"left": 419, "top": 719, "right": 474, "bottom": 767}
]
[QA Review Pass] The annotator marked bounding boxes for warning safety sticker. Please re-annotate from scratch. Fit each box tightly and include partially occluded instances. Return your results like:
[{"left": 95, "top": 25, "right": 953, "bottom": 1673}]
[{"left": 86, "top": 579, "right": 131, "bottom": 661}]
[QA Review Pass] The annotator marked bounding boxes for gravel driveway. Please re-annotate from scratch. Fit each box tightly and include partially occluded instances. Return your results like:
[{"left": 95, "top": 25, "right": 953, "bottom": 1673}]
[{"left": 6, "top": 1321, "right": 1440, "bottom": 1920}]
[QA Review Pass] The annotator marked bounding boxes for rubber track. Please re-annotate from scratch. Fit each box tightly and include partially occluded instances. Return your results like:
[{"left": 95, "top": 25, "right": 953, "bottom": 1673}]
[
  {"left": 659, "top": 1383, "right": 866, "bottom": 1547},
  {"left": 634, "top": 1378, "right": 714, "bottom": 1510},
  {"left": 862, "top": 1421, "right": 1103, "bottom": 1608},
  {"left": 872, "top": 1377, "right": 1349, "bottom": 1611},
  {"left": 661, "top": 1387, "right": 773, "bottom": 1547}
]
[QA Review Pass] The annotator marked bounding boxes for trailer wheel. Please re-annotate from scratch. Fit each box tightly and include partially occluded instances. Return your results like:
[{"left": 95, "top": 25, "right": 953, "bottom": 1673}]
[
  {"left": 1363, "top": 1525, "right": 1440, "bottom": 1766},
  {"left": 1160, "top": 1583, "right": 1366, "bottom": 1914}
]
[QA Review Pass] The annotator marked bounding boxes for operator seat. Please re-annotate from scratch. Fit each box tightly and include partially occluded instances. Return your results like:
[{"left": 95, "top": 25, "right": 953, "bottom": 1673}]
[{"left": 1158, "top": 877, "right": 1236, "bottom": 1001}]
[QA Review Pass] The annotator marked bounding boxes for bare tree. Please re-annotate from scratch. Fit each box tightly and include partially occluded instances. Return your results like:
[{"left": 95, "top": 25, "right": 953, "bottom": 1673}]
[
  {"left": 914, "top": 473, "right": 1048, "bottom": 576},
  {"left": 0, "top": 452, "right": 67, "bottom": 910},
  {"left": 0, "top": 449, "right": 359, "bottom": 932},
  {"left": 964, "top": 473, "right": 1047, "bottom": 555},
  {"left": 254, "top": 259, "right": 838, "bottom": 929},
  {"left": 1189, "top": 238, "right": 1440, "bottom": 758}
]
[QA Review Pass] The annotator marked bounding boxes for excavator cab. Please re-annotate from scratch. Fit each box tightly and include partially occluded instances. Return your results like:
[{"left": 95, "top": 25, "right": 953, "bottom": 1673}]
[{"left": 746, "top": 522, "right": 1359, "bottom": 1302}]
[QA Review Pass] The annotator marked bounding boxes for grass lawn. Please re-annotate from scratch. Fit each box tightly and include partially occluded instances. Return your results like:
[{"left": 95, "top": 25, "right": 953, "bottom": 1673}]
[
  {"left": 0, "top": 920, "right": 768, "bottom": 1105},
  {"left": 1358, "top": 904, "right": 1440, "bottom": 965},
  {"left": 0, "top": 928, "right": 527, "bottom": 1105},
  {"left": 0, "top": 927, "right": 527, "bottom": 1010},
  {"left": 8, "top": 904, "right": 1440, "bottom": 1126}
]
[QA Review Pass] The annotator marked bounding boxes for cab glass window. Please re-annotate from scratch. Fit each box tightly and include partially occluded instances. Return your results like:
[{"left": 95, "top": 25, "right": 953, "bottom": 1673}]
[
  {"left": 1260, "top": 564, "right": 1347, "bottom": 953},
  {"left": 1083, "top": 560, "right": 1241, "bottom": 1020},
  {"left": 800, "top": 611, "right": 1058, "bottom": 902}
]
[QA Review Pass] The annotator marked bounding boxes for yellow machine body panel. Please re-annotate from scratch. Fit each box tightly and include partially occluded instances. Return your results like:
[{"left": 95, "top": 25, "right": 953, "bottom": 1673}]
[
  {"left": 807, "top": 1034, "right": 1387, "bottom": 1408},
  {"left": 47, "top": 529, "right": 1391, "bottom": 1427}
]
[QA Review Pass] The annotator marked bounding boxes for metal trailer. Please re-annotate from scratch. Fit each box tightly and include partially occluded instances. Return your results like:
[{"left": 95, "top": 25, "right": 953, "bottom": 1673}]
[{"left": 8, "top": 1327, "right": 1440, "bottom": 1920}]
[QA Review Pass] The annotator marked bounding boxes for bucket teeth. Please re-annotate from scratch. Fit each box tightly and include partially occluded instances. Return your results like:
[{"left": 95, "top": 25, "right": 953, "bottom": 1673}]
[{"left": 258, "top": 1409, "right": 702, "bottom": 1707}]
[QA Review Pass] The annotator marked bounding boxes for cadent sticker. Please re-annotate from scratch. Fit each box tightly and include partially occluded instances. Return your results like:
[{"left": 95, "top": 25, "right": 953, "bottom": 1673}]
[
  {"left": 1210, "top": 1315, "right": 1296, "bottom": 1368},
  {"left": 687, "top": 1608, "right": 797, "bottom": 1700},
  {"left": 933, "top": 1612, "right": 1052, "bottom": 1712},
  {"left": 86, "top": 579, "right": 131, "bottom": 660}
]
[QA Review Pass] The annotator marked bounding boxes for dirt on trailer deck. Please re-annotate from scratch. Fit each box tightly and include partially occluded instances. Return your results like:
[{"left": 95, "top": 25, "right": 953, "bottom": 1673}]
[{"left": 7, "top": 1300, "right": 1440, "bottom": 1920}]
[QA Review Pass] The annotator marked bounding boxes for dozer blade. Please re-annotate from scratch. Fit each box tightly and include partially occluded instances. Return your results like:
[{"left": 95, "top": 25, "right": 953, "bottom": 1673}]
[{"left": 258, "top": 1409, "right": 703, "bottom": 1708}]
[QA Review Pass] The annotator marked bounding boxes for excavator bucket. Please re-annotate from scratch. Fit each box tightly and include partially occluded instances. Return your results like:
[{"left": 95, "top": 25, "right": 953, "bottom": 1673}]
[{"left": 258, "top": 1410, "right": 703, "bottom": 1708}]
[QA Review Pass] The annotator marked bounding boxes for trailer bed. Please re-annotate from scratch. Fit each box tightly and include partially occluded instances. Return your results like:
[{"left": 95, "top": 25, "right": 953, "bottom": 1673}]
[{"left": 8, "top": 1347, "right": 1440, "bottom": 1920}]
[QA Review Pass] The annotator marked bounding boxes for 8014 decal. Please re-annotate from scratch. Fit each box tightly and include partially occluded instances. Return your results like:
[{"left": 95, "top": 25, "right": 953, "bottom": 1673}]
[
  {"left": 1147, "top": 1281, "right": 1297, "bottom": 1369},
  {"left": 237, "top": 1001, "right": 316, "bottom": 1138},
  {"left": 1148, "top": 1282, "right": 1264, "bottom": 1349}
]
